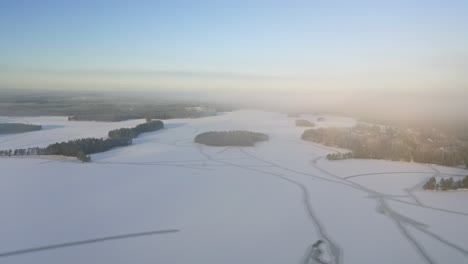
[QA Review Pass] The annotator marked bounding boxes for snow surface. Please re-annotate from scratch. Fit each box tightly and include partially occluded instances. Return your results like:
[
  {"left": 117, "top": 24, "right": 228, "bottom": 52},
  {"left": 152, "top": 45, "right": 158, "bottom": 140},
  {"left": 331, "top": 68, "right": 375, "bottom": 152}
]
[{"left": 0, "top": 110, "right": 467, "bottom": 264}]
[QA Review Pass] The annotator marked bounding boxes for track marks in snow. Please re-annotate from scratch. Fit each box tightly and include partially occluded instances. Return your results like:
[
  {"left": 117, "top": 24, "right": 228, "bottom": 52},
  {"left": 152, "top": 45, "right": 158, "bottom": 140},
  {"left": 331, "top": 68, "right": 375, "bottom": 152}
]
[
  {"left": 198, "top": 146, "right": 342, "bottom": 264},
  {"left": 309, "top": 155, "right": 468, "bottom": 264},
  {"left": 235, "top": 147, "right": 468, "bottom": 264},
  {"left": 344, "top": 171, "right": 466, "bottom": 180},
  {"left": 0, "top": 229, "right": 179, "bottom": 258}
]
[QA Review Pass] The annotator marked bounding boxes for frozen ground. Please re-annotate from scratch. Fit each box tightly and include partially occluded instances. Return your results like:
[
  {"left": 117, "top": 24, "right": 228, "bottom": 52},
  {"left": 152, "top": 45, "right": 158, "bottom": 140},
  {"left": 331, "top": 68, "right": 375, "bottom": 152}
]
[{"left": 0, "top": 110, "right": 467, "bottom": 264}]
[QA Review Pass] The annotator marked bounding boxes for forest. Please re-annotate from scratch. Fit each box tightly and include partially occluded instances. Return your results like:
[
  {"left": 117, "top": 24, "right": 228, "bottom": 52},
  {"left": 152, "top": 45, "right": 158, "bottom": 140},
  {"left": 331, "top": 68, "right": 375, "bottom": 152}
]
[
  {"left": 0, "top": 123, "right": 42, "bottom": 134},
  {"left": 195, "top": 131, "right": 269, "bottom": 146},
  {"left": 302, "top": 123, "right": 468, "bottom": 167}
]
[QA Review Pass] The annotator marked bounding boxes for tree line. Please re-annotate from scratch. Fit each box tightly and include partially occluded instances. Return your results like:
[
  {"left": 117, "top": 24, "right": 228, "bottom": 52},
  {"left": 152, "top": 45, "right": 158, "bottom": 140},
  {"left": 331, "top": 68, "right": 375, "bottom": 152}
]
[
  {"left": 423, "top": 176, "right": 468, "bottom": 191},
  {"left": 0, "top": 120, "right": 164, "bottom": 162},
  {"left": 0, "top": 147, "right": 45, "bottom": 157}
]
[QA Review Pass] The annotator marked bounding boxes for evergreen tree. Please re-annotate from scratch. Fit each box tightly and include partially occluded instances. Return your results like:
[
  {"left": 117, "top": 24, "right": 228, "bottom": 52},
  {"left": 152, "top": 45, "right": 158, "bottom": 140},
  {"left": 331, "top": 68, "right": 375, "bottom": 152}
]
[
  {"left": 462, "top": 176, "right": 468, "bottom": 188},
  {"left": 447, "top": 177, "right": 455, "bottom": 190},
  {"left": 423, "top": 177, "right": 437, "bottom": 190}
]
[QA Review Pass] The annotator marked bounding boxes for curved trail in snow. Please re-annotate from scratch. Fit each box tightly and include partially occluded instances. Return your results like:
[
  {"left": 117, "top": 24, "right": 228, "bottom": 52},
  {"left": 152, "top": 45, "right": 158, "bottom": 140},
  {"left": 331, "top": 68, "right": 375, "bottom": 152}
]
[
  {"left": 308, "top": 155, "right": 468, "bottom": 264},
  {"left": 379, "top": 198, "right": 436, "bottom": 264},
  {"left": 197, "top": 146, "right": 342, "bottom": 264},
  {"left": 311, "top": 157, "right": 468, "bottom": 216},
  {"left": 344, "top": 171, "right": 466, "bottom": 180},
  {"left": 0, "top": 229, "right": 179, "bottom": 258},
  {"left": 238, "top": 147, "right": 468, "bottom": 264}
]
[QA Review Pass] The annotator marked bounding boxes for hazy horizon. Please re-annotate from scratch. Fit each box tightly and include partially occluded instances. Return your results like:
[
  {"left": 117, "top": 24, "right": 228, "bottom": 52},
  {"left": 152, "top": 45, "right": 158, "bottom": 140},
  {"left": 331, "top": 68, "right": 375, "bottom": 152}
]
[{"left": 1, "top": 0, "right": 467, "bottom": 97}]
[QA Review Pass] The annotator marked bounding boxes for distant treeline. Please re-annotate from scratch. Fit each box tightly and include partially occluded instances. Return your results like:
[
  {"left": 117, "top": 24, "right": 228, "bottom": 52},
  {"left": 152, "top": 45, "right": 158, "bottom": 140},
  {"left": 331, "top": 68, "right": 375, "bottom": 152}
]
[
  {"left": 295, "top": 119, "right": 315, "bottom": 127},
  {"left": 0, "top": 123, "right": 42, "bottom": 134},
  {"left": 0, "top": 120, "right": 164, "bottom": 162},
  {"left": 302, "top": 123, "right": 468, "bottom": 167},
  {"left": 423, "top": 176, "right": 468, "bottom": 191},
  {"left": 67, "top": 106, "right": 215, "bottom": 122},
  {"left": 195, "top": 131, "right": 268, "bottom": 146},
  {"left": 0, "top": 92, "right": 230, "bottom": 122}
]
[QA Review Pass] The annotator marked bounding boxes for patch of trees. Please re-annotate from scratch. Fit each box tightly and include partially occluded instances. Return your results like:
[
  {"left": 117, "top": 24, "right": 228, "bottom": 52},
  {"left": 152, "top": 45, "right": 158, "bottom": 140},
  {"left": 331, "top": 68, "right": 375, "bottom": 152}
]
[
  {"left": 0, "top": 120, "right": 164, "bottom": 162},
  {"left": 194, "top": 131, "right": 269, "bottom": 146},
  {"left": 296, "top": 119, "right": 315, "bottom": 127},
  {"left": 46, "top": 137, "right": 133, "bottom": 162},
  {"left": 108, "top": 120, "right": 164, "bottom": 139},
  {"left": 326, "top": 152, "right": 353, "bottom": 160},
  {"left": 0, "top": 123, "right": 42, "bottom": 134},
  {"left": 302, "top": 124, "right": 468, "bottom": 167},
  {"left": 423, "top": 176, "right": 468, "bottom": 191}
]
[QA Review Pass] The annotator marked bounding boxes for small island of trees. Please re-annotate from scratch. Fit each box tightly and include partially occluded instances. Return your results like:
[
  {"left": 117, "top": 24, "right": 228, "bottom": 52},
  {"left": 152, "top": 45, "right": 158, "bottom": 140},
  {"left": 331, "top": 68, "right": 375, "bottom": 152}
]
[
  {"left": 295, "top": 119, "right": 315, "bottom": 127},
  {"left": 194, "top": 131, "right": 268, "bottom": 146},
  {"left": 0, "top": 123, "right": 42, "bottom": 134},
  {"left": 423, "top": 176, "right": 468, "bottom": 191},
  {"left": 0, "top": 120, "right": 164, "bottom": 162}
]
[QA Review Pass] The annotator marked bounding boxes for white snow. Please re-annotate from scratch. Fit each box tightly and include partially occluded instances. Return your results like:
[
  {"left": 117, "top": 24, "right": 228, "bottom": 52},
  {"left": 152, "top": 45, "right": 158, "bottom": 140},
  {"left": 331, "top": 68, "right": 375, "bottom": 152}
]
[{"left": 0, "top": 110, "right": 467, "bottom": 264}]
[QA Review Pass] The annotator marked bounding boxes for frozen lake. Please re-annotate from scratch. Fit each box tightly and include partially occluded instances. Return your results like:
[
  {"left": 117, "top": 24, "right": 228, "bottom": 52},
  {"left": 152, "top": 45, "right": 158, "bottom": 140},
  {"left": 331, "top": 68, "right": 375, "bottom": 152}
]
[{"left": 1, "top": 110, "right": 467, "bottom": 264}]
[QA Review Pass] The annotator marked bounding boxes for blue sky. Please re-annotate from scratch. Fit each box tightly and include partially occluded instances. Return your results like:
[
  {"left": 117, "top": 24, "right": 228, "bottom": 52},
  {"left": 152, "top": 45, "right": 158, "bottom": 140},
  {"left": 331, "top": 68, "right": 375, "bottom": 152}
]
[{"left": 1, "top": 0, "right": 467, "bottom": 92}]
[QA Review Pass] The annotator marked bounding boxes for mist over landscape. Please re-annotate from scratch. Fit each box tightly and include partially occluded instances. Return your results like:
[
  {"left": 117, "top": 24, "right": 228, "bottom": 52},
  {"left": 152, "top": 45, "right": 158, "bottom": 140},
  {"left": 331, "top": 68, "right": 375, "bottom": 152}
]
[{"left": 1, "top": 1, "right": 468, "bottom": 264}]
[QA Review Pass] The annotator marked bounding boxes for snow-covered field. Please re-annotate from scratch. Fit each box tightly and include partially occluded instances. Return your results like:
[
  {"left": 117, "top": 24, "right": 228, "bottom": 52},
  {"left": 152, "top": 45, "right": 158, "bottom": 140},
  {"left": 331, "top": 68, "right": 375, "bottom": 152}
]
[{"left": 0, "top": 110, "right": 467, "bottom": 264}]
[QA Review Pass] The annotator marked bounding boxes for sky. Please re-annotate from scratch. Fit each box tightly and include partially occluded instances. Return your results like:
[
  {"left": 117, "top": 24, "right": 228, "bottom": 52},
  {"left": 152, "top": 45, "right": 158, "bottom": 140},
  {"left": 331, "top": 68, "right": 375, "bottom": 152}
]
[{"left": 0, "top": 0, "right": 467, "bottom": 94}]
